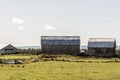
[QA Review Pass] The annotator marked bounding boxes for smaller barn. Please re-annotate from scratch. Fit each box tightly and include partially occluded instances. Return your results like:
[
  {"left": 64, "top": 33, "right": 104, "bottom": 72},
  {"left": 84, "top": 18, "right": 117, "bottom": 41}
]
[
  {"left": 88, "top": 38, "right": 116, "bottom": 57},
  {"left": 0, "top": 44, "right": 19, "bottom": 54}
]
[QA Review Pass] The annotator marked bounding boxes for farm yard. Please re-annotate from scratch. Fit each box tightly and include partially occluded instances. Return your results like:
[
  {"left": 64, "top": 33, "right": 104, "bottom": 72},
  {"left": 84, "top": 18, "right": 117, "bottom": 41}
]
[
  {"left": 1, "top": 0, "right": 120, "bottom": 79},
  {"left": 0, "top": 54, "right": 120, "bottom": 80}
]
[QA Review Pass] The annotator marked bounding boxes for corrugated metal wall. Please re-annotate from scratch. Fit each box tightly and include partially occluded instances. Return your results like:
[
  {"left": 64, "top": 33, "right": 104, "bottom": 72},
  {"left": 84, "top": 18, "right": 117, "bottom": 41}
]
[
  {"left": 88, "top": 38, "right": 116, "bottom": 57},
  {"left": 42, "top": 45, "right": 80, "bottom": 54},
  {"left": 88, "top": 47, "right": 116, "bottom": 57},
  {"left": 41, "top": 36, "right": 80, "bottom": 54},
  {"left": 41, "top": 40, "right": 80, "bottom": 45}
]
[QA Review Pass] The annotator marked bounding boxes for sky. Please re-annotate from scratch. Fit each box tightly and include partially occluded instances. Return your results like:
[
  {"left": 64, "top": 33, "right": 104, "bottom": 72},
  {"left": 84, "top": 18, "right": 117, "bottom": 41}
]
[{"left": 0, "top": 0, "right": 120, "bottom": 47}]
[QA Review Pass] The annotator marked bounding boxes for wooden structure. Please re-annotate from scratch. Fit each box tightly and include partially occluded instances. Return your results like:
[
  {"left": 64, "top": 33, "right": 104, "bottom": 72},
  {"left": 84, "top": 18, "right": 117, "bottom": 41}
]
[
  {"left": 88, "top": 38, "right": 116, "bottom": 57},
  {"left": 0, "top": 44, "right": 19, "bottom": 54},
  {"left": 41, "top": 36, "right": 80, "bottom": 55}
]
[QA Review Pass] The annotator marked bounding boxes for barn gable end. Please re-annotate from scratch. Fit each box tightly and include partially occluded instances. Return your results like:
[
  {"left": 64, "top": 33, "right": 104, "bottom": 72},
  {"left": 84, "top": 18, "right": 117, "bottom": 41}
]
[{"left": 0, "top": 44, "right": 19, "bottom": 54}]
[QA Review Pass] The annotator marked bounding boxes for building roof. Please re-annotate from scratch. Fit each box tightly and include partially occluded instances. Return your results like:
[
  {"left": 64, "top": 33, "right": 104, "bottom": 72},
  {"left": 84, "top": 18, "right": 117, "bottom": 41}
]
[
  {"left": 41, "top": 36, "right": 80, "bottom": 45},
  {"left": 88, "top": 38, "right": 116, "bottom": 48},
  {"left": 89, "top": 38, "right": 115, "bottom": 42},
  {"left": 1, "top": 44, "right": 18, "bottom": 50},
  {"left": 41, "top": 36, "right": 80, "bottom": 40}
]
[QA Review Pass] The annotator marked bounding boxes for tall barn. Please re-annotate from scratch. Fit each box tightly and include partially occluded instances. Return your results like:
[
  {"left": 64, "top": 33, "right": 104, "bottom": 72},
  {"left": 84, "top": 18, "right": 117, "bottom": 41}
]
[
  {"left": 41, "top": 36, "right": 80, "bottom": 55},
  {"left": 88, "top": 38, "right": 116, "bottom": 57},
  {"left": 0, "top": 44, "right": 19, "bottom": 54}
]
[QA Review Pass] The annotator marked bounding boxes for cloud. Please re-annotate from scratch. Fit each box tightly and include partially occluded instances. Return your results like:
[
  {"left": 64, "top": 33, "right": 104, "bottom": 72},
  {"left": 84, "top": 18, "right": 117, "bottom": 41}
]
[
  {"left": 12, "top": 18, "right": 25, "bottom": 31},
  {"left": 44, "top": 25, "right": 56, "bottom": 30},
  {"left": 18, "top": 25, "right": 24, "bottom": 31},
  {"left": 12, "top": 18, "right": 24, "bottom": 24}
]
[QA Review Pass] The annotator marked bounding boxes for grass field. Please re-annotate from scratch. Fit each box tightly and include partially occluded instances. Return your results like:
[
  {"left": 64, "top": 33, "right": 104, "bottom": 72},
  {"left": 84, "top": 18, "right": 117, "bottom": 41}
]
[
  {"left": 0, "top": 55, "right": 120, "bottom": 80},
  {"left": 0, "top": 54, "right": 37, "bottom": 59}
]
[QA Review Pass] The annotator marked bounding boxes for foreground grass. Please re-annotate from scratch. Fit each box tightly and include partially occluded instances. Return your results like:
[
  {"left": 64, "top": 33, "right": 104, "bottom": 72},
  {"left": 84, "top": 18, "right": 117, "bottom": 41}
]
[
  {"left": 0, "top": 61, "right": 120, "bottom": 80},
  {"left": 0, "top": 54, "right": 120, "bottom": 80}
]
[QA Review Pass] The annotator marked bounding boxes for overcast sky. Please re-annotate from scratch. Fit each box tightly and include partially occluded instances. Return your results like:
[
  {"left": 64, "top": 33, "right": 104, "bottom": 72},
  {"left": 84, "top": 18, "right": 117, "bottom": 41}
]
[{"left": 0, "top": 0, "right": 120, "bottom": 47}]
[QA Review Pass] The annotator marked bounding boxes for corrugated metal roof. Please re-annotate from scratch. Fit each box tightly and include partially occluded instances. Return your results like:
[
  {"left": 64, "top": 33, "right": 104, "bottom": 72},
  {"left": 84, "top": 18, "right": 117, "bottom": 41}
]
[
  {"left": 89, "top": 38, "right": 115, "bottom": 42},
  {"left": 41, "top": 36, "right": 80, "bottom": 40},
  {"left": 88, "top": 38, "right": 116, "bottom": 48},
  {"left": 41, "top": 40, "right": 80, "bottom": 45},
  {"left": 88, "top": 42, "right": 115, "bottom": 48}
]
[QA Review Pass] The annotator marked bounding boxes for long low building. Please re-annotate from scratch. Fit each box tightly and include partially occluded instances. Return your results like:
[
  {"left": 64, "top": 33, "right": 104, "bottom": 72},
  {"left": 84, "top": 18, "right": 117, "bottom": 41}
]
[
  {"left": 88, "top": 38, "right": 116, "bottom": 57},
  {"left": 41, "top": 36, "right": 80, "bottom": 55},
  {"left": 0, "top": 44, "right": 19, "bottom": 54}
]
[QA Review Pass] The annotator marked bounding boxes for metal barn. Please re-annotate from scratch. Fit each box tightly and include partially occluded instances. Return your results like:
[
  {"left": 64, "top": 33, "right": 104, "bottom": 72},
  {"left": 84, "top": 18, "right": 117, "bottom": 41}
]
[
  {"left": 41, "top": 36, "right": 80, "bottom": 55},
  {"left": 88, "top": 38, "right": 116, "bottom": 57}
]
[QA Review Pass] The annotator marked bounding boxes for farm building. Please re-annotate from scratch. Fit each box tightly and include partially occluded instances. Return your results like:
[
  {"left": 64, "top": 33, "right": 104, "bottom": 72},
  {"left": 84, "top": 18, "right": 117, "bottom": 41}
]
[
  {"left": 88, "top": 38, "right": 116, "bottom": 57},
  {"left": 0, "top": 44, "right": 19, "bottom": 54},
  {"left": 41, "top": 36, "right": 80, "bottom": 55}
]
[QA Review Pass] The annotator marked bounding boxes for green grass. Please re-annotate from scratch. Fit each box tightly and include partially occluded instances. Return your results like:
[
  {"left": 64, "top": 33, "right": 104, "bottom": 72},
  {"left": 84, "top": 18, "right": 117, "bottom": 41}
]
[
  {"left": 0, "top": 55, "right": 120, "bottom": 80},
  {"left": 0, "top": 62, "right": 120, "bottom": 80},
  {"left": 0, "top": 54, "right": 38, "bottom": 59}
]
